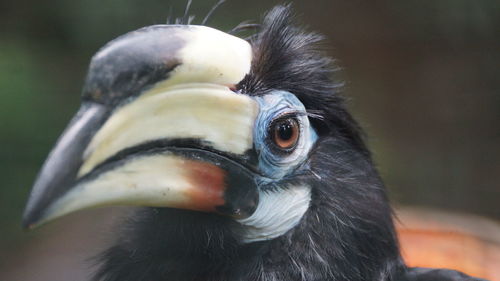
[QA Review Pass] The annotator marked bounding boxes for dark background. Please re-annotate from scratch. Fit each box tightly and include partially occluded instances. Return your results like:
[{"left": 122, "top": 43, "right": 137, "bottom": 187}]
[{"left": 0, "top": 0, "right": 498, "bottom": 280}]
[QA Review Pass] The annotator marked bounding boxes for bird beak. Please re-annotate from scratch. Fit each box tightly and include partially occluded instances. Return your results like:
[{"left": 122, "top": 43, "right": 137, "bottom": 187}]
[{"left": 23, "top": 25, "right": 260, "bottom": 229}]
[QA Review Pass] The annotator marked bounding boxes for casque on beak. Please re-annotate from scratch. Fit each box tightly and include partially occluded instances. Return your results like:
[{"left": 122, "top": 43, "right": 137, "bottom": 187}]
[{"left": 23, "top": 25, "right": 261, "bottom": 229}]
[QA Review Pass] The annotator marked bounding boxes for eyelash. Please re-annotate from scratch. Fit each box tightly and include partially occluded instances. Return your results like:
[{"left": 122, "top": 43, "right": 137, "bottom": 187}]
[{"left": 265, "top": 112, "right": 302, "bottom": 133}]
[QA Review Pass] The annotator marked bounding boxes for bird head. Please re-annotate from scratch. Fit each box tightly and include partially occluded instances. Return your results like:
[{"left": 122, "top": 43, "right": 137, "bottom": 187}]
[{"left": 23, "top": 5, "right": 400, "bottom": 280}]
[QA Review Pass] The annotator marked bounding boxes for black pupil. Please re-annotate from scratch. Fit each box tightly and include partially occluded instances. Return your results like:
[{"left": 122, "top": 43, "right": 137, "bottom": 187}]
[{"left": 277, "top": 120, "right": 294, "bottom": 141}]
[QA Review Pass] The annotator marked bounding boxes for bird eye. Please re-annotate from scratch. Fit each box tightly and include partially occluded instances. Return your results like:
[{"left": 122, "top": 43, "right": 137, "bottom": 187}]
[{"left": 271, "top": 118, "right": 300, "bottom": 150}]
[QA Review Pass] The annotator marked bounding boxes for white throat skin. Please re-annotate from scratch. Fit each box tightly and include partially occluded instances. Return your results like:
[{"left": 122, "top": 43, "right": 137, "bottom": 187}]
[{"left": 237, "top": 185, "right": 312, "bottom": 243}]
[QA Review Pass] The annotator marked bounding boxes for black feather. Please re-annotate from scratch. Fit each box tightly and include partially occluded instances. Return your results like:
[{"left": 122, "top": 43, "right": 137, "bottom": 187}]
[
  {"left": 201, "top": 0, "right": 226, "bottom": 26},
  {"left": 238, "top": 5, "right": 369, "bottom": 158},
  {"left": 92, "top": 5, "right": 485, "bottom": 281}
]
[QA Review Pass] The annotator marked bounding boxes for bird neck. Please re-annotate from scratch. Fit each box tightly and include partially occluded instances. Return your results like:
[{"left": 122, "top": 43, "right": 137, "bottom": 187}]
[
  {"left": 93, "top": 139, "right": 404, "bottom": 281},
  {"left": 93, "top": 204, "right": 402, "bottom": 281},
  {"left": 93, "top": 208, "right": 268, "bottom": 281}
]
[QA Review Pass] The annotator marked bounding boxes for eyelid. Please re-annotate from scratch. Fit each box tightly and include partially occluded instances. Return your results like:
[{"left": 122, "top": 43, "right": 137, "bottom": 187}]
[
  {"left": 265, "top": 111, "right": 304, "bottom": 134},
  {"left": 276, "top": 110, "right": 307, "bottom": 119}
]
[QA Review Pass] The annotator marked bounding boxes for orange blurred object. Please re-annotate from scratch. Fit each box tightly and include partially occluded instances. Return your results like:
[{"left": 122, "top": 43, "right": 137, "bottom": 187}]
[{"left": 396, "top": 207, "right": 500, "bottom": 281}]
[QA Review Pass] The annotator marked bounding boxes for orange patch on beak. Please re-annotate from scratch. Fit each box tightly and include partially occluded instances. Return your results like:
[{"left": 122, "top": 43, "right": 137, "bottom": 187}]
[{"left": 181, "top": 160, "right": 226, "bottom": 212}]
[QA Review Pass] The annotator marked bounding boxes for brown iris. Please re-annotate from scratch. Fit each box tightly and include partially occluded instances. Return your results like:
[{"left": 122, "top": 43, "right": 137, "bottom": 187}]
[{"left": 272, "top": 118, "right": 299, "bottom": 149}]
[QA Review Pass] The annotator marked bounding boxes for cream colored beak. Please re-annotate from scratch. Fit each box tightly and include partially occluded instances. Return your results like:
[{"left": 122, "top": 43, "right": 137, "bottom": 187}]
[{"left": 23, "top": 24, "right": 260, "bottom": 229}]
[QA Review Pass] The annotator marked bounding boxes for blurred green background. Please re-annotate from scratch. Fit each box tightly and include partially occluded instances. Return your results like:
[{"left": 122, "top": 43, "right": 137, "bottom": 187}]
[{"left": 0, "top": 0, "right": 498, "bottom": 280}]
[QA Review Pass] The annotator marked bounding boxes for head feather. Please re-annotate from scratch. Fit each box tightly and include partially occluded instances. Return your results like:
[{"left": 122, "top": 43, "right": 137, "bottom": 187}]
[{"left": 238, "top": 5, "right": 369, "bottom": 156}]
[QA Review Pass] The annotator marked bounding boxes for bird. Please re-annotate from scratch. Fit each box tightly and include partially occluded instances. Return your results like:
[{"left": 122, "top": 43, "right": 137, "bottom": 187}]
[{"left": 22, "top": 5, "right": 487, "bottom": 281}]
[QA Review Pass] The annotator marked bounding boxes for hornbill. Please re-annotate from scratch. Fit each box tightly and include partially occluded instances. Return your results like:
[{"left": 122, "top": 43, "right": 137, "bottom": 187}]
[{"left": 22, "top": 5, "right": 485, "bottom": 281}]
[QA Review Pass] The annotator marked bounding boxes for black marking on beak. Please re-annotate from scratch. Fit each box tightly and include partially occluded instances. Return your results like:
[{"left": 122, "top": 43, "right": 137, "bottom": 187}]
[
  {"left": 75, "top": 140, "right": 261, "bottom": 219},
  {"left": 22, "top": 103, "right": 109, "bottom": 229},
  {"left": 82, "top": 25, "right": 185, "bottom": 106},
  {"left": 84, "top": 138, "right": 260, "bottom": 179}
]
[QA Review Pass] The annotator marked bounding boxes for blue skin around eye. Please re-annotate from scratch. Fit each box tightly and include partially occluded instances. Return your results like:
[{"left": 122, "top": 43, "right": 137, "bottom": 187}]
[{"left": 252, "top": 91, "right": 318, "bottom": 180}]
